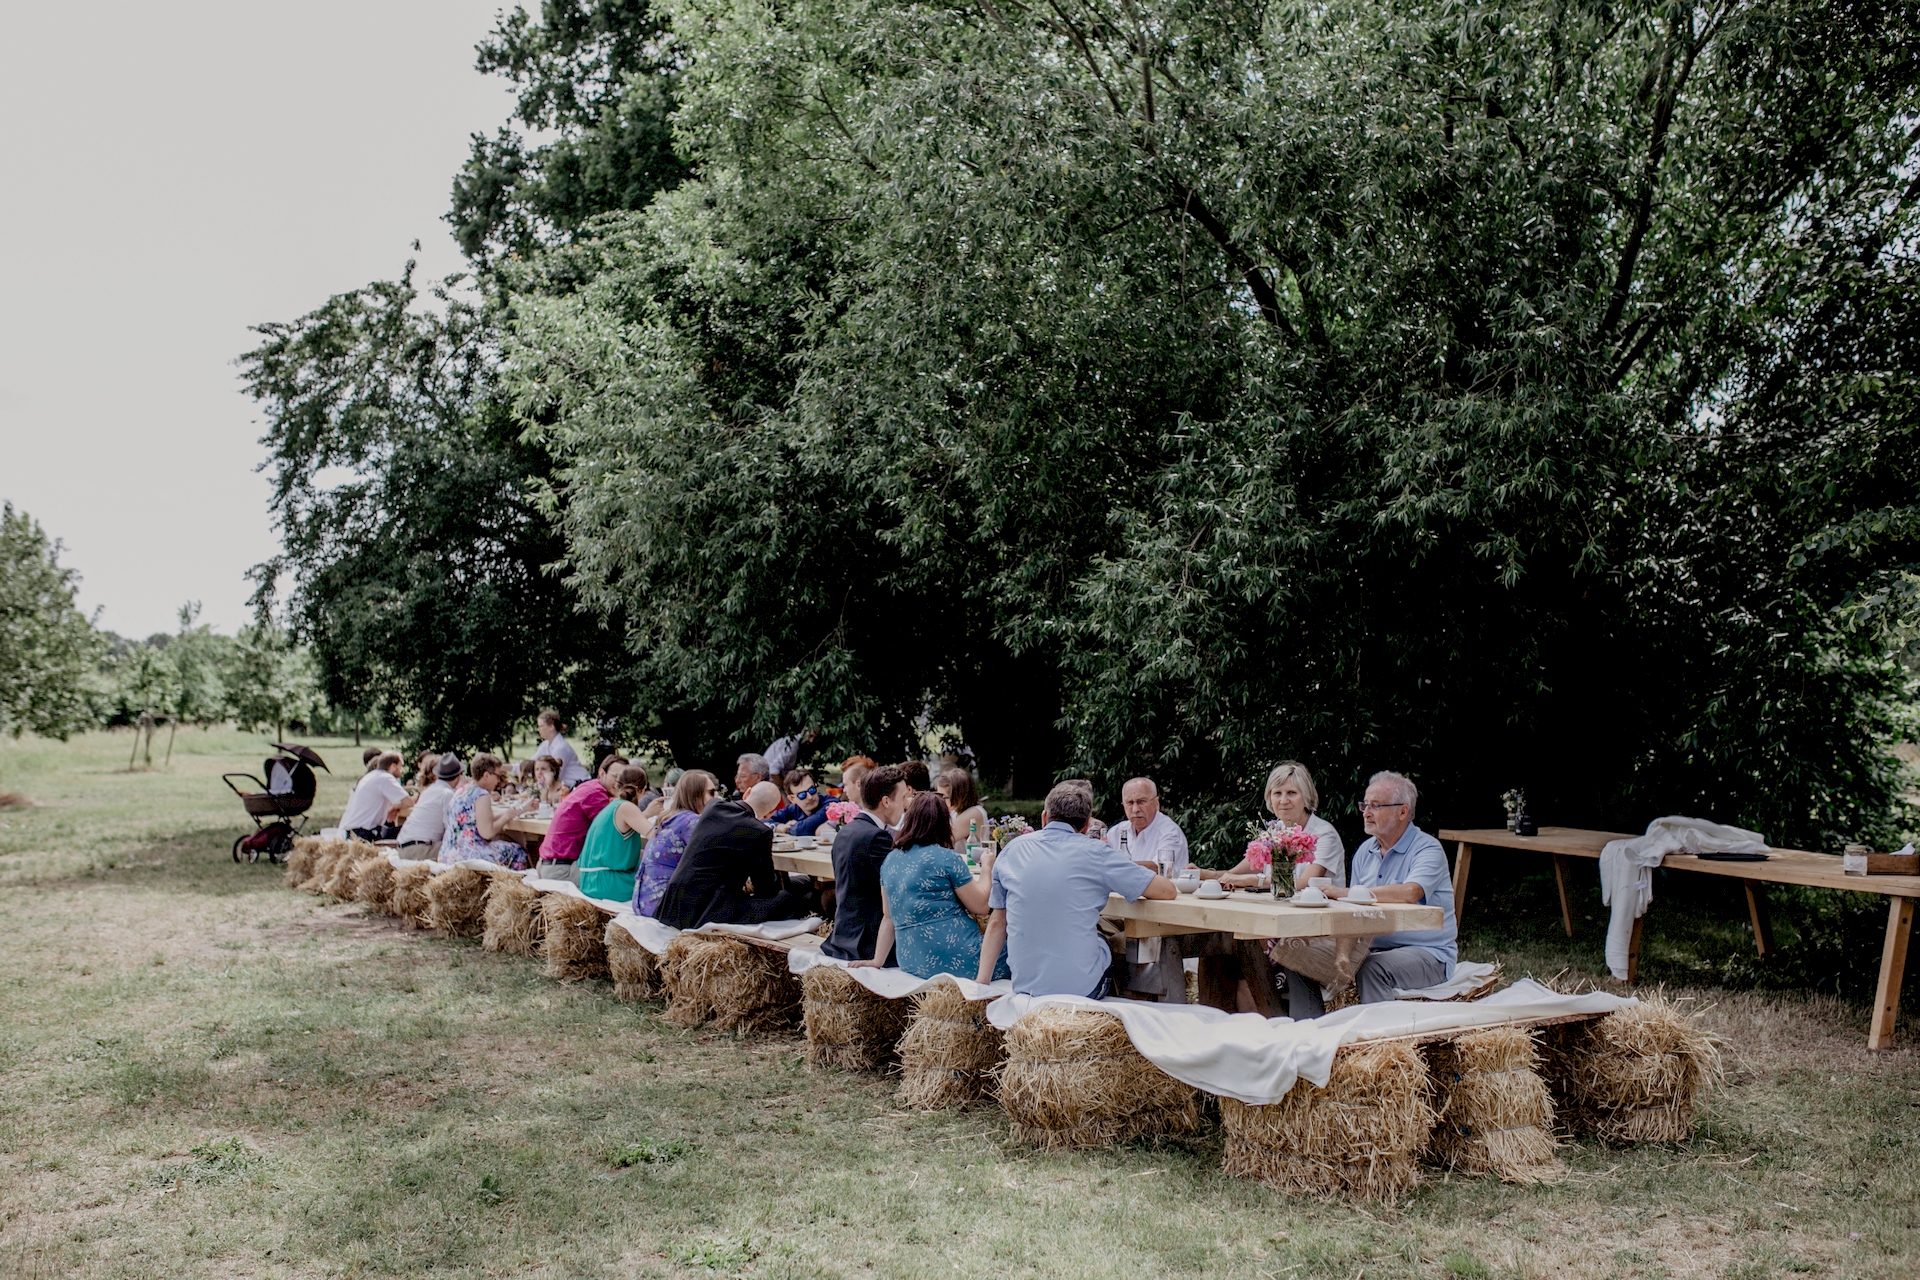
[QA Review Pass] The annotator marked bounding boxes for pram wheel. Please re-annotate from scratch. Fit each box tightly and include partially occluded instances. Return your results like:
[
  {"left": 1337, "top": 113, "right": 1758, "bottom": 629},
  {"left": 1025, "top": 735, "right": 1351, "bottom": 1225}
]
[{"left": 232, "top": 835, "right": 259, "bottom": 864}]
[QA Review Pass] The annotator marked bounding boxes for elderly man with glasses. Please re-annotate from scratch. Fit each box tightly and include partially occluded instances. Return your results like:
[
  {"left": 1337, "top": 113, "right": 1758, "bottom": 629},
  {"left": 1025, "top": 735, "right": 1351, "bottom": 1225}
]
[{"left": 1275, "top": 770, "right": 1457, "bottom": 1018}]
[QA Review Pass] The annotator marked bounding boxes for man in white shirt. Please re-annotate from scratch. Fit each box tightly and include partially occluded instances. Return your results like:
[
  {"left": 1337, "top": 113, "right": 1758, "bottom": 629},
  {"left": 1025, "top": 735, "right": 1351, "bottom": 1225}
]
[
  {"left": 340, "top": 752, "right": 409, "bottom": 842},
  {"left": 533, "top": 709, "right": 592, "bottom": 787},
  {"left": 394, "top": 754, "right": 462, "bottom": 859},
  {"left": 1105, "top": 777, "right": 1189, "bottom": 875}
]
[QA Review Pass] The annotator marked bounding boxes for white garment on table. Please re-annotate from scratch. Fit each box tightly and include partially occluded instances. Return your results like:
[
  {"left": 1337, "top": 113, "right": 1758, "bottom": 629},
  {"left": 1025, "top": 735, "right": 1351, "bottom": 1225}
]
[
  {"left": 340, "top": 770, "right": 408, "bottom": 831},
  {"left": 1601, "top": 816, "right": 1768, "bottom": 979},
  {"left": 534, "top": 734, "right": 591, "bottom": 786},
  {"left": 394, "top": 779, "right": 453, "bottom": 846},
  {"left": 1106, "top": 810, "right": 1190, "bottom": 874}
]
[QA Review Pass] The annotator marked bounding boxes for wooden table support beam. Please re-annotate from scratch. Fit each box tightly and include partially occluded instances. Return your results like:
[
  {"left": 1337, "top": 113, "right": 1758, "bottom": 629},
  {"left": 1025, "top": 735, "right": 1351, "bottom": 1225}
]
[
  {"left": 1551, "top": 853, "right": 1577, "bottom": 937},
  {"left": 1744, "top": 882, "right": 1775, "bottom": 958},
  {"left": 1869, "top": 896, "right": 1914, "bottom": 1052}
]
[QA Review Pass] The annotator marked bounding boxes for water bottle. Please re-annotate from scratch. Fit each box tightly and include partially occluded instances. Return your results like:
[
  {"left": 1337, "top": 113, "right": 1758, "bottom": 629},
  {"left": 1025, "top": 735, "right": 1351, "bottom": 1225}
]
[{"left": 966, "top": 819, "right": 983, "bottom": 868}]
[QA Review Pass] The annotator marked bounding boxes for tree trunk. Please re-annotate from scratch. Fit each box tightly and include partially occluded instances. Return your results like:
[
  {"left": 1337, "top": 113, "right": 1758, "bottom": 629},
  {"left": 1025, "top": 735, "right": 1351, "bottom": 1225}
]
[
  {"left": 128, "top": 721, "right": 142, "bottom": 771},
  {"left": 277, "top": 720, "right": 285, "bottom": 745},
  {"left": 164, "top": 719, "right": 177, "bottom": 768},
  {"left": 354, "top": 714, "right": 361, "bottom": 747},
  {"left": 141, "top": 715, "right": 154, "bottom": 768}
]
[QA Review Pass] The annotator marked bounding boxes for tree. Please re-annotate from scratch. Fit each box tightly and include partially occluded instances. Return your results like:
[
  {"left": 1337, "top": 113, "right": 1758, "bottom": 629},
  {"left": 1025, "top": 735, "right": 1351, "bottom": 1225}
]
[
  {"left": 223, "top": 623, "right": 321, "bottom": 745},
  {"left": 0, "top": 502, "right": 104, "bottom": 739}
]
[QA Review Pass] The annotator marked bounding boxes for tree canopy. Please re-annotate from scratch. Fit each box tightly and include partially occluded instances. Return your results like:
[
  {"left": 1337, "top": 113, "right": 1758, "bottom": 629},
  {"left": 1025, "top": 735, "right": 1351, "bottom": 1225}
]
[{"left": 0, "top": 502, "right": 104, "bottom": 738}]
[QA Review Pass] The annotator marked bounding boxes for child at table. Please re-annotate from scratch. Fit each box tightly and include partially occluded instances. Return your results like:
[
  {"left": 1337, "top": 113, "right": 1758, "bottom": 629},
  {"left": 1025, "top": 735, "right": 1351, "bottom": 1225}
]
[{"left": 533, "top": 755, "right": 567, "bottom": 808}]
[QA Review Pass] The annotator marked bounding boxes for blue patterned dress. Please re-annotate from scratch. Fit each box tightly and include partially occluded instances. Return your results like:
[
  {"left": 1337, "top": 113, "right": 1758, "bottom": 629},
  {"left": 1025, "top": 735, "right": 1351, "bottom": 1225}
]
[
  {"left": 438, "top": 784, "right": 531, "bottom": 870},
  {"left": 634, "top": 809, "right": 700, "bottom": 917},
  {"left": 879, "top": 843, "right": 1009, "bottom": 980}
]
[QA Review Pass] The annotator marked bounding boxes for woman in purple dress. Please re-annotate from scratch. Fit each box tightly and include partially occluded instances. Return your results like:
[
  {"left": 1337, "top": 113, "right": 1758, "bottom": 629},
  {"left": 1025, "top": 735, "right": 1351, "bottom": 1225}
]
[{"left": 633, "top": 770, "right": 717, "bottom": 916}]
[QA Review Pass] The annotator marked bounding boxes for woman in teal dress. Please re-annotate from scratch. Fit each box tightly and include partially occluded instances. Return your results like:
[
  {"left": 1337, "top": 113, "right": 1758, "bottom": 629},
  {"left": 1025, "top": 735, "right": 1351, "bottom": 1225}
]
[
  {"left": 575, "top": 765, "right": 652, "bottom": 903},
  {"left": 852, "top": 792, "right": 1009, "bottom": 980}
]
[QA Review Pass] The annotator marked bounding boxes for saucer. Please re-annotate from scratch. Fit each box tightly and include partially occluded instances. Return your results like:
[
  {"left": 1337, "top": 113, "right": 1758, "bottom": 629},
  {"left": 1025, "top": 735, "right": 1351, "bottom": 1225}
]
[{"left": 1288, "top": 896, "right": 1332, "bottom": 908}]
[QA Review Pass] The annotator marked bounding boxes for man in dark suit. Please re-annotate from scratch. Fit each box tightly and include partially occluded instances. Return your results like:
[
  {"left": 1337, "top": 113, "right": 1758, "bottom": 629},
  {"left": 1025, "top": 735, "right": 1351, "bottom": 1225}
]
[
  {"left": 821, "top": 764, "right": 909, "bottom": 962},
  {"left": 654, "top": 782, "right": 813, "bottom": 929}
]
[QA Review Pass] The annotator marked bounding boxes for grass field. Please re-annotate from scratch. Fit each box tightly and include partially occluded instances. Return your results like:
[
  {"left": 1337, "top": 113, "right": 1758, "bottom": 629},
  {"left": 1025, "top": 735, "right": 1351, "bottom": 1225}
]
[{"left": 0, "top": 728, "right": 1915, "bottom": 1279}]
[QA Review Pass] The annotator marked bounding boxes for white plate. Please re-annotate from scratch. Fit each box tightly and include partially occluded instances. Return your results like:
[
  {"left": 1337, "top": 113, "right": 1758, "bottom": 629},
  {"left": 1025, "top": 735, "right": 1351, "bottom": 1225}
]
[{"left": 1288, "top": 897, "right": 1332, "bottom": 908}]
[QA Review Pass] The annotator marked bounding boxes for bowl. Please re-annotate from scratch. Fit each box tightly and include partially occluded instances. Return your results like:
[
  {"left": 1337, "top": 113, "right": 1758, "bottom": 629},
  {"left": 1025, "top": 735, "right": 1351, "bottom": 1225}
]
[{"left": 1174, "top": 877, "right": 1201, "bottom": 895}]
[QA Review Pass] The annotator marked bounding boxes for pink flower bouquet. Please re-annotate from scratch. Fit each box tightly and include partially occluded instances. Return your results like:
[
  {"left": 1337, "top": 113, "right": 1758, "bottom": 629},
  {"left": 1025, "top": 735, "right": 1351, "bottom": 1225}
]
[{"left": 825, "top": 800, "right": 861, "bottom": 825}]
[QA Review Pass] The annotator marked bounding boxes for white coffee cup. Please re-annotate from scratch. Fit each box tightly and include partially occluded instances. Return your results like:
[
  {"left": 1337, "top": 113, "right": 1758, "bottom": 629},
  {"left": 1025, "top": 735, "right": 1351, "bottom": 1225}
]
[
  {"left": 1347, "top": 885, "right": 1376, "bottom": 904},
  {"left": 1293, "top": 886, "right": 1327, "bottom": 903},
  {"left": 1174, "top": 876, "right": 1201, "bottom": 895},
  {"left": 1195, "top": 881, "right": 1226, "bottom": 899}
]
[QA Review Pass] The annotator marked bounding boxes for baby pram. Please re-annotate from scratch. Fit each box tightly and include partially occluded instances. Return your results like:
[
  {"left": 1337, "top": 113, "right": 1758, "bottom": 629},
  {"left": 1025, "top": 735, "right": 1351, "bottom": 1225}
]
[{"left": 222, "top": 743, "right": 329, "bottom": 864}]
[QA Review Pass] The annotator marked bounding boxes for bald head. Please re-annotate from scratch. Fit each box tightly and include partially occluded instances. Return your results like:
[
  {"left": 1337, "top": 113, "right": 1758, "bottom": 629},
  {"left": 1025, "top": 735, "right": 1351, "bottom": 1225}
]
[{"left": 747, "top": 780, "right": 782, "bottom": 820}]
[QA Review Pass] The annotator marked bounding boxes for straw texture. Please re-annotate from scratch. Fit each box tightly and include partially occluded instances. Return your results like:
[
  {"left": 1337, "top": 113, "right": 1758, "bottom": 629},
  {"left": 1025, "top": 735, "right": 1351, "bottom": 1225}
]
[
  {"left": 423, "top": 865, "right": 492, "bottom": 936},
  {"left": 698, "top": 939, "right": 803, "bottom": 1033},
  {"left": 483, "top": 877, "right": 546, "bottom": 956},
  {"left": 351, "top": 855, "right": 398, "bottom": 913},
  {"left": 661, "top": 933, "right": 715, "bottom": 1026},
  {"left": 1220, "top": 1040, "right": 1434, "bottom": 1199},
  {"left": 896, "top": 984, "right": 1005, "bottom": 1109},
  {"left": 1424, "top": 1026, "right": 1560, "bottom": 1182},
  {"left": 390, "top": 861, "right": 437, "bottom": 926},
  {"left": 284, "top": 837, "right": 320, "bottom": 888},
  {"left": 542, "top": 894, "right": 610, "bottom": 980},
  {"left": 605, "top": 922, "right": 663, "bottom": 1001},
  {"left": 802, "top": 965, "right": 911, "bottom": 1070},
  {"left": 998, "top": 1007, "right": 1200, "bottom": 1148},
  {"left": 1541, "top": 999, "right": 1720, "bottom": 1144}
]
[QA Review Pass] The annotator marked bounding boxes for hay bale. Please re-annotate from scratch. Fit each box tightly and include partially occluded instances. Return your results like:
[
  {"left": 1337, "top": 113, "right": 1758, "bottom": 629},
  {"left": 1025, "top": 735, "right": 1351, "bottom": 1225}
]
[
  {"left": 605, "top": 921, "right": 663, "bottom": 1001},
  {"left": 1541, "top": 999, "right": 1720, "bottom": 1144},
  {"left": 704, "top": 939, "right": 803, "bottom": 1034},
  {"left": 802, "top": 964, "right": 912, "bottom": 1071},
  {"left": 299, "top": 841, "right": 342, "bottom": 893},
  {"left": 998, "top": 1007, "right": 1200, "bottom": 1148},
  {"left": 661, "top": 933, "right": 715, "bottom": 1025},
  {"left": 542, "top": 894, "right": 610, "bottom": 980},
  {"left": 483, "top": 877, "right": 546, "bottom": 956},
  {"left": 284, "top": 837, "right": 320, "bottom": 888},
  {"left": 391, "top": 861, "right": 437, "bottom": 926},
  {"left": 1424, "top": 1026, "right": 1560, "bottom": 1183},
  {"left": 422, "top": 865, "right": 492, "bottom": 936},
  {"left": 1221, "top": 1040, "right": 1434, "bottom": 1199},
  {"left": 353, "top": 855, "right": 398, "bottom": 914},
  {"left": 897, "top": 983, "right": 1004, "bottom": 1109}
]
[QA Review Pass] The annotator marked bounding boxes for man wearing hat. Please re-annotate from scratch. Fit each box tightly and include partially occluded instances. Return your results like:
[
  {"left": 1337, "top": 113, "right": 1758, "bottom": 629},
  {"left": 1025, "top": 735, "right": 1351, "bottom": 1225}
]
[{"left": 393, "top": 753, "right": 464, "bottom": 860}]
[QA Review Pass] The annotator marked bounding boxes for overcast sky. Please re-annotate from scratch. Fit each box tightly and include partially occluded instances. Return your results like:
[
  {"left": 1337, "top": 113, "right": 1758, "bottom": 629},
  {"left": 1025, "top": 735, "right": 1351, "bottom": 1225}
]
[{"left": 0, "top": 1, "right": 514, "bottom": 638}]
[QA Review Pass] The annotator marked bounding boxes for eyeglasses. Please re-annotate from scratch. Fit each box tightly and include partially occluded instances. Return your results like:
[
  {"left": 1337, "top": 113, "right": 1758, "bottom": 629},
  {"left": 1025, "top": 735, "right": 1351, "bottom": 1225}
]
[
  {"left": 795, "top": 787, "right": 819, "bottom": 800},
  {"left": 1356, "top": 801, "right": 1407, "bottom": 813}
]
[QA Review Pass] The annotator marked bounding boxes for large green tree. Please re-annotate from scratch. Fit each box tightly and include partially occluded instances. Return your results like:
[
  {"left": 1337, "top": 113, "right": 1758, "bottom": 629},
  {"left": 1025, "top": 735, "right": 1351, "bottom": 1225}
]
[
  {"left": 506, "top": 0, "right": 1917, "bottom": 847},
  {"left": 0, "top": 503, "right": 104, "bottom": 739}
]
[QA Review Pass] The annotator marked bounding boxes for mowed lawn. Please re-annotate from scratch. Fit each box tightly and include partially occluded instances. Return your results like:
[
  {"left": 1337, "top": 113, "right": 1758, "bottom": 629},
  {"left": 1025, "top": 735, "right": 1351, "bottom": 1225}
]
[{"left": 0, "top": 730, "right": 1915, "bottom": 1280}]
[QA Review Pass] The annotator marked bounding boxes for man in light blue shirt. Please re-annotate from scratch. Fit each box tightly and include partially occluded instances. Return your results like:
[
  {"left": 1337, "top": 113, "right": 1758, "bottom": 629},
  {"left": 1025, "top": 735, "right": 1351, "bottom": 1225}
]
[
  {"left": 1279, "top": 770, "right": 1457, "bottom": 1018},
  {"left": 978, "top": 782, "right": 1177, "bottom": 998}
]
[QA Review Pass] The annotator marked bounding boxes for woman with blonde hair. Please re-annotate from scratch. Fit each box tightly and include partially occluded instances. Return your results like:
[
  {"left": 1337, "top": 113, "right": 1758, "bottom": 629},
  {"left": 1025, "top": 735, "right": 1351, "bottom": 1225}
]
[
  {"left": 632, "top": 769, "right": 718, "bottom": 916},
  {"left": 1206, "top": 760, "right": 1347, "bottom": 888},
  {"left": 438, "top": 753, "right": 537, "bottom": 869}
]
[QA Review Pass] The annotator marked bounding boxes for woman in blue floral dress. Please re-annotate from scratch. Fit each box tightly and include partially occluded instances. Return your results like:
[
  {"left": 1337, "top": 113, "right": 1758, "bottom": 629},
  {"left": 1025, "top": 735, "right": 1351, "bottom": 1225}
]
[
  {"left": 853, "top": 792, "right": 1008, "bottom": 980},
  {"left": 633, "top": 770, "right": 717, "bottom": 916},
  {"left": 438, "top": 753, "right": 533, "bottom": 870}
]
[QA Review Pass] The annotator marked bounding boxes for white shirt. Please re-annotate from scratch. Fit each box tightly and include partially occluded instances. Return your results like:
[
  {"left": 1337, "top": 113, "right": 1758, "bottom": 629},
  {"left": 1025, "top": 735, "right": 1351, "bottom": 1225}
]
[
  {"left": 765, "top": 735, "right": 801, "bottom": 777},
  {"left": 1301, "top": 814, "right": 1348, "bottom": 887},
  {"left": 1105, "top": 810, "right": 1189, "bottom": 874},
  {"left": 340, "top": 770, "right": 408, "bottom": 832},
  {"left": 534, "top": 734, "right": 591, "bottom": 786},
  {"left": 395, "top": 779, "right": 454, "bottom": 845}
]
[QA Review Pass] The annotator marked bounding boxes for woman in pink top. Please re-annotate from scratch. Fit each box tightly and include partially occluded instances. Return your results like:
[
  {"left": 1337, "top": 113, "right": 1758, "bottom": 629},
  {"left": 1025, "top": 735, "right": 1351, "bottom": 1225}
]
[{"left": 536, "top": 754, "right": 628, "bottom": 880}]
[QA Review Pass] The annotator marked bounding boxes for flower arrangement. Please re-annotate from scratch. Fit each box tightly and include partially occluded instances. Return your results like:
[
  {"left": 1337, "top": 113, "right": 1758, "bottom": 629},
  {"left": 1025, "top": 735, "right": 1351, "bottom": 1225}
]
[
  {"left": 988, "top": 814, "right": 1034, "bottom": 848},
  {"left": 1245, "top": 820, "right": 1321, "bottom": 897},
  {"left": 1501, "top": 789, "right": 1527, "bottom": 832},
  {"left": 824, "top": 800, "right": 861, "bottom": 827}
]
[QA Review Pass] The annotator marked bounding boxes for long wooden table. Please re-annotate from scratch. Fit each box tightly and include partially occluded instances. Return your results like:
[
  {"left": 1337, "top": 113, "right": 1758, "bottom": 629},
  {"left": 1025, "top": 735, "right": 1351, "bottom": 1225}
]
[{"left": 1442, "top": 825, "right": 1920, "bottom": 1050}]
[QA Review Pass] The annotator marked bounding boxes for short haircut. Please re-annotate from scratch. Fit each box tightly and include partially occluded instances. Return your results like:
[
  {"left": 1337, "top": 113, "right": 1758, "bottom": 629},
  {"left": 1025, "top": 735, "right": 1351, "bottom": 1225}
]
[
  {"left": 939, "top": 767, "right": 980, "bottom": 814},
  {"left": 893, "top": 791, "right": 955, "bottom": 850},
  {"left": 841, "top": 761, "right": 872, "bottom": 797},
  {"left": 615, "top": 765, "right": 650, "bottom": 803},
  {"left": 1265, "top": 761, "right": 1320, "bottom": 813},
  {"left": 737, "top": 752, "right": 771, "bottom": 779},
  {"left": 362, "top": 747, "right": 382, "bottom": 768},
  {"left": 670, "top": 769, "right": 717, "bottom": 816},
  {"left": 1122, "top": 777, "right": 1158, "bottom": 799},
  {"left": 537, "top": 708, "right": 562, "bottom": 729},
  {"left": 860, "top": 764, "right": 907, "bottom": 810},
  {"left": 898, "top": 760, "right": 931, "bottom": 791},
  {"left": 784, "top": 768, "right": 814, "bottom": 790},
  {"left": 1044, "top": 781, "right": 1093, "bottom": 831},
  {"left": 839, "top": 754, "right": 878, "bottom": 774},
  {"left": 598, "top": 753, "right": 629, "bottom": 778},
  {"left": 1367, "top": 770, "right": 1418, "bottom": 819},
  {"left": 372, "top": 751, "right": 402, "bottom": 772},
  {"left": 746, "top": 780, "right": 783, "bottom": 819},
  {"left": 470, "top": 752, "right": 505, "bottom": 782}
]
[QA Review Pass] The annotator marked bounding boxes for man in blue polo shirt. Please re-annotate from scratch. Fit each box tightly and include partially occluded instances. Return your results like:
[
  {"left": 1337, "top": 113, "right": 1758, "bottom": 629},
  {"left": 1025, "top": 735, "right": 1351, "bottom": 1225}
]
[
  {"left": 1280, "top": 770, "right": 1457, "bottom": 1018},
  {"left": 977, "top": 782, "right": 1177, "bottom": 997}
]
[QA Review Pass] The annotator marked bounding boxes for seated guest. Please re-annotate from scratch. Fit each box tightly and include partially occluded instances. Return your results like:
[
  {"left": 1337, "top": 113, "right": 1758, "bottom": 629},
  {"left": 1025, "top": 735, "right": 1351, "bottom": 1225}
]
[
  {"left": 532, "top": 755, "right": 568, "bottom": 808},
  {"left": 935, "top": 767, "right": 991, "bottom": 850},
  {"left": 533, "top": 708, "right": 592, "bottom": 787},
  {"left": 362, "top": 746, "right": 383, "bottom": 770},
  {"left": 820, "top": 765, "right": 911, "bottom": 961},
  {"left": 1275, "top": 771, "right": 1455, "bottom": 1017},
  {"left": 535, "top": 753, "right": 629, "bottom": 882},
  {"left": 1104, "top": 777, "right": 1189, "bottom": 874},
  {"left": 898, "top": 760, "right": 932, "bottom": 792},
  {"left": 512, "top": 759, "right": 538, "bottom": 797},
  {"left": 733, "top": 752, "right": 772, "bottom": 799},
  {"left": 576, "top": 765, "right": 653, "bottom": 903},
  {"left": 410, "top": 750, "right": 441, "bottom": 791},
  {"left": 1060, "top": 778, "right": 1107, "bottom": 840},
  {"left": 394, "top": 753, "right": 462, "bottom": 859},
  {"left": 634, "top": 770, "right": 717, "bottom": 915},
  {"left": 834, "top": 755, "right": 877, "bottom": 801},
  {"left": 768, "top": 768, "right": 831, "bottom": 836},
  {"left": 851, "top": 792, "right": 1008, "bottom": 980},
  {"left": 439, "top": 753, "right": 536, "bottom": 869},
  {"left": 653, "top": 781, "right": 812, "bottom": 928},
  {"left": 976, "top": 782, "right": 1176, "bottom": 996},
  {"left": 1207, "top": 761, "right": 1347, "bottom": 889},
  {"left": 340, "top": 751, "right": 408, "bottom": 842}
]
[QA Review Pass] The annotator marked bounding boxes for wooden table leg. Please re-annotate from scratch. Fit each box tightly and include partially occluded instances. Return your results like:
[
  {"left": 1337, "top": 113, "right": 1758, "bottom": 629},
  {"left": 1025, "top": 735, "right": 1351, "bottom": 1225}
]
[
  {"left": 1744, "top": 882, "right": 1775, "bottom": 958},
  {"left": 1551, "top": 854, "right": 1577, "bottom": 937},
  {"left": 1869, "top": 896, "right": 1914, "bottom": 1051},
  {"left": 1195, "top": 954, "right": 1240, "bottom": 1012},
  {"left": 1452, "top": 842, "right": 1474, "bottom": 925},
  {"left": 1237, "top": 940, "right": 1279, "bottom": 1018},
  {"left": 1626, "top": 914, "right": 1645, "bottom": 984}
]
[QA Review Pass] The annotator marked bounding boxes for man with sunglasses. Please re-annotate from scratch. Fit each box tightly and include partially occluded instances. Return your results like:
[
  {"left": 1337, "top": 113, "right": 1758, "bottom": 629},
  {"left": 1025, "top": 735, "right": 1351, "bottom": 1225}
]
[
  {"left": 1276, "top": 770, "right": 1456, "bottom": 1018},
  {"left": 768, "top": 768, "right": 832, "bottom": 836}
]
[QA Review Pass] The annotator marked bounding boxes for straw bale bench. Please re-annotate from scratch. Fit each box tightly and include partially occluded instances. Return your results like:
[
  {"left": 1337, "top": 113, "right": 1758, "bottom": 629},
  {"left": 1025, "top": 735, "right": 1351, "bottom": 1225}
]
[
  {"left": 1424, "top": 1025, "right": 1559, "bottom": 1182},
  {"left": 1539, "top": 998, "right": 1719, "bottom": 1143},
  {"left": 998, "top": 1007, "right": 1200, "bottom": 1148},
  {"left": 483, "top": 877, "right": 546, "bottom": 956},
  {"left": 897, "top": 984, "right": 1005, "bottom": 1109},
  {"left": 543, "top": 894, "right": 611, "bottom": 980},
  {"left": 802, "top": 964, "right": 912, "bottom": 1069},
  {"left": 605, "top": 920, "right": 663, "bottom": 1000},
  {"left": 423, "top": 865, "right": 495, "bottom": 936}
]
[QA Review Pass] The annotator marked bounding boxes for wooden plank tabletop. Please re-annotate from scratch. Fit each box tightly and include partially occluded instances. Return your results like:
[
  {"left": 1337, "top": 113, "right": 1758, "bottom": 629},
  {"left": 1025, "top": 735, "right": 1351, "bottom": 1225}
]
[
  {"left": 502, "top": 816, "right": 551, "bottom": 839},
  {"left": 1104, "top": 893, "right": 1440, "bottom": 940},
  {"left": 1441, "top": 827, "right": 1920, "bottom": 896},
  {"left": 772, "top": 847, "right": 835, "bottom": 879}
]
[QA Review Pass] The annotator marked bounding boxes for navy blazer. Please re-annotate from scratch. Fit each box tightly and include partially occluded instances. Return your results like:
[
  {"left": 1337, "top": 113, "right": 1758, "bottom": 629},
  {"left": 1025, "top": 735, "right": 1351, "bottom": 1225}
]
[{"left": 822, "top": 812, "right": 894, "bottom": 962}]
